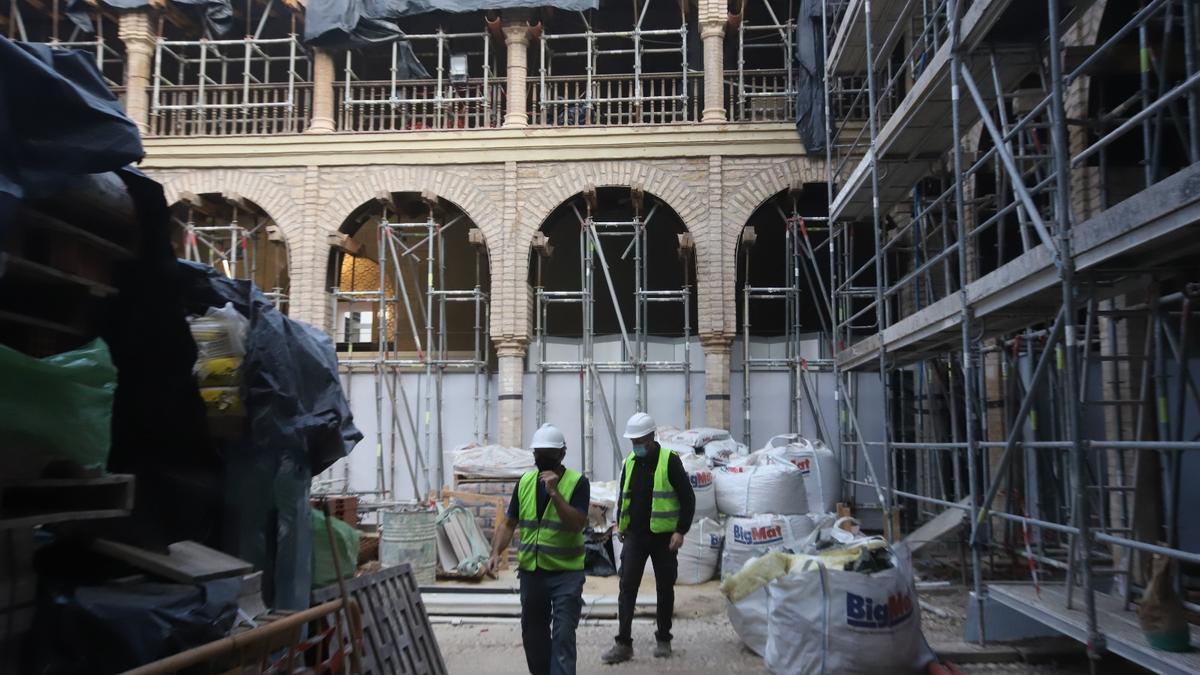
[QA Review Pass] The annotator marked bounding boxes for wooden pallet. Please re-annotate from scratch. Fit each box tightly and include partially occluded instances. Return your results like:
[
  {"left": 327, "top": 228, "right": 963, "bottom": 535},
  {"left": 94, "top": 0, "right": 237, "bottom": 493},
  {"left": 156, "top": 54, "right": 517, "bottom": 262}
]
[
  {"left": 313, "top": 563, "right": 447, "bottom": 675},
  {"left": 0, "top": 474, "right": 134, "bottom": 530}
]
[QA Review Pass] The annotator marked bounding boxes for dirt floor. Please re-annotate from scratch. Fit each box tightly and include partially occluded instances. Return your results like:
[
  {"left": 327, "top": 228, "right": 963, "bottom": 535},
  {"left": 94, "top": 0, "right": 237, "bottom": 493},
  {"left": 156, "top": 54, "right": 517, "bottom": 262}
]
[{"left": 429, "top": 572, "right": 1151, "bottom": 674}]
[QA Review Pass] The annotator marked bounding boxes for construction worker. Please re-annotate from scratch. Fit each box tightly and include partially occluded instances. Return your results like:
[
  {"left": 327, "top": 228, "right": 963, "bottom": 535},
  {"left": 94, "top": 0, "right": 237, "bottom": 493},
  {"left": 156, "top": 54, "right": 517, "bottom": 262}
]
[
  {"left": 601, "top": 412, "right": 695, "bottom": 664},
  {"left": 488, "top": 423, "right": 590, "bottom": 675}
]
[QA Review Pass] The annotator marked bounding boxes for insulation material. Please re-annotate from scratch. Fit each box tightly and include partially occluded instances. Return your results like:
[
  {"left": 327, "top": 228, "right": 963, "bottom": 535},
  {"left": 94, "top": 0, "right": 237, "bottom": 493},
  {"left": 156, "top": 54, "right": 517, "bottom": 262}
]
[
  {"left": 450, "top": 443, "right": 535, "bottom": 478},
  {"left": 714, "top": 460, "right": 809, "bottom": 516},
  {"left": 677, "top": 517, "right": 724, "bottom": 585},
  {"left": 721, "top": 514, "right": 829, "bottom": 578},
  {"left": 763, "top": 438, "right": 841, "bottom": 513},
  {"left": 678, "top": 451, "right": 717, "bottom": 520}
]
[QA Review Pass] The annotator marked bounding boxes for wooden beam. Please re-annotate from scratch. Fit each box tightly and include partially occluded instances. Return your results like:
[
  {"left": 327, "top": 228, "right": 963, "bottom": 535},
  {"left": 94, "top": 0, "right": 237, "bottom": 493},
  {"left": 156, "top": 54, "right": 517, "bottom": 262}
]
[
  {"left": 177, "top": 191, "right": 225, "bottom": 219},
  {"left": 630, "top": 186, "right": 645, "bottom": 218},
  {"left": 581, "top": 185, "right": 598, "bottom": 213}
]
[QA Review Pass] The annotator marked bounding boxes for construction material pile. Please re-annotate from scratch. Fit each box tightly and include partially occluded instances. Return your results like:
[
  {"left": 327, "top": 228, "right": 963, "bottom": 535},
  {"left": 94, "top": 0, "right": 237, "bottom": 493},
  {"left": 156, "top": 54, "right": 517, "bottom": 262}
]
[
  {"left": 721, "top": 520, "right": 936, "bottom": 674},
  {"left": 650, "top": 428, "right": 843, "bottom": 586}
]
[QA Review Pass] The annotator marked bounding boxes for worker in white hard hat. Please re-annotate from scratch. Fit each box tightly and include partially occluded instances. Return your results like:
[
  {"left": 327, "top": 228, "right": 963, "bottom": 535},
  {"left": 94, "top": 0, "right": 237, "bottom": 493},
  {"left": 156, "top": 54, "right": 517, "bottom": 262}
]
[
  {"left": 601, "top": 412, "right": 695, "bottom": 664},
  {"left": 489, "top": 423, "right": 590, "bottom": 675}
]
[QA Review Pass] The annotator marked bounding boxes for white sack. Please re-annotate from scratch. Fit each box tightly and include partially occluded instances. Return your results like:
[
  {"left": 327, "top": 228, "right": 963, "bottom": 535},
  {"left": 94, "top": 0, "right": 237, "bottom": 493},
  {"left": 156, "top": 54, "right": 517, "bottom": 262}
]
[
  {"left": 702, "top": 437, "right": 749, "bottom": 466},
  {"left": 589, "top": 480, "right": 619, "bottom": 530},
  {"left": 726, "top": 560, "right": 770, "bottom": 656},
  {"left": 659, "top": 427, "right": 731, "bottom": 449},
  {"left": 763, "top": 545, "right": 934, "bottom": 675},
  {"left": 678, "top": 451, "right": 717, "bottom": 520},
  {"left": 714, "top": 462, "right": 809, "bottom": 516},
  {"left": 722, "top": 514, "right": 830, "bottom": 577},
  {"left": 449, "top": 444, "right": 534, "bottom": 478},
  {"left": 677, "top": 517, "right": 724, "bottom": 585},
  {"left": 764, "top": 438, "right": 842, "bottom": 513}
]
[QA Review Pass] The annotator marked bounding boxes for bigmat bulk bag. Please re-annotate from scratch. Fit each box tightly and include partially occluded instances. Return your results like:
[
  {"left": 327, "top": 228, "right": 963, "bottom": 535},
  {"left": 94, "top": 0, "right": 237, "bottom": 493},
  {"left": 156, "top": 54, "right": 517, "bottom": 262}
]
[
  {"left": 715, "top": 461, "right": 808, "bottom": 516},
  {"left": 677, "top": 517, "right": 724, "bottom": 584},
  {"left": 722, "top": 514, "right": 829, "bottom": 577},
  {"left": 679, "top": 451, "right": 717, "bottom": 520},
  {"left": 764, "top": 439, "right": 841, "bottom": 513},
  {"left": 763, "top": 545, "right": 934, "bottom": 675}
]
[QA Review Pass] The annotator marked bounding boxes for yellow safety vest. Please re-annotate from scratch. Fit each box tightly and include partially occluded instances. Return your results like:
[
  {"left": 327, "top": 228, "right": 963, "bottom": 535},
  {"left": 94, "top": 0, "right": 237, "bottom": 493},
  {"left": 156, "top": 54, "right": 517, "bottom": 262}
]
[
  {"left": 618, "top": 448, "right": 680, "bottom": 534},
  {"left": 516, "top": 468, "right": 585, "bottom": 572}
]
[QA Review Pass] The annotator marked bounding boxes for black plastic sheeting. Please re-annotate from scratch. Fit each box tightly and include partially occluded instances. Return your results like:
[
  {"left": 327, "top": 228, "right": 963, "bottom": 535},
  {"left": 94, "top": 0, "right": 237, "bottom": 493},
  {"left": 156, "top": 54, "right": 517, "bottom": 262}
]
[
  {"left": 178, "top": 261, "right": 363, "bottom": 477},
  {"left": 66, "top": 0, "right": 233, "bottom": 38},
  {"left": 177, "top": 261, "right": 362, "bottom": 609},
  {"left": 794, "top": 0, "right": 827, "bottom": 153},
  {"left": 0, "top": 37, "right": 143, "bottom": 228},
  {"left": 305, "top": 0, "right": 596, "bottom": 49},
  {"left": 28, "top": 577, "right": 240, "bottom": 674}
]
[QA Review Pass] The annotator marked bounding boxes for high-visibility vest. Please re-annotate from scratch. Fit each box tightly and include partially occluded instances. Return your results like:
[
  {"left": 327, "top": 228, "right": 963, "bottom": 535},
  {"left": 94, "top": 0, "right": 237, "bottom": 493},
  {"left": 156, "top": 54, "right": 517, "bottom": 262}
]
[
  {"left": 618, "top": 447, "right": 680, "bottom": 534},
  {"left": 516, "top": 468, "right": 586, "bottom": 572}
]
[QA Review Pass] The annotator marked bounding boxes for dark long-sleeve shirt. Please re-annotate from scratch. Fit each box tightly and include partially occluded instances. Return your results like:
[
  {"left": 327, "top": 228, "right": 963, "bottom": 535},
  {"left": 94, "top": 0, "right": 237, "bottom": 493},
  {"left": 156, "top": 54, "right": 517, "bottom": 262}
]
[{"left": 615, "top": 443, "right": 695, "bottom": 535}]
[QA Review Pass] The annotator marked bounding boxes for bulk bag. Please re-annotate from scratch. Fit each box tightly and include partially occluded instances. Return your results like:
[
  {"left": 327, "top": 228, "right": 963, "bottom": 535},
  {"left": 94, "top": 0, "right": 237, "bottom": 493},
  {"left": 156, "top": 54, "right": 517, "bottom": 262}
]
[
  {"left": 677, "top": 517, "right": 724, "bottom": 585},
  {"left": 679, "top": 451, "right": 717, "bottom": 520},
  {"left": 764, "top": 438, "right": 841, "bottom": 513},
  {"left": 763, "top": 544, "right": 935, "bottom": 674},
  {"left": 722, "top": 513, "right": 830, "bottom": 577},
  {"left": 714, "top": 460, "right": 809, "bottom": 516}
]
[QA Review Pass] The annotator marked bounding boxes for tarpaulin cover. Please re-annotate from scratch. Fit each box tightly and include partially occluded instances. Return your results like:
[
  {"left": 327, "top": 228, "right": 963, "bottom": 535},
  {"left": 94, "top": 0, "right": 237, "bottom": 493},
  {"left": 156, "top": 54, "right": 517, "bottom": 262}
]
[
  {"left": 28, "top": 577, "right": 240, "bottom": 673},
  {"left": 794, "top": 0, "right": 827, "bottom": 152},
  {"left": 177, "top": 262, "right": 361, "bottom": 475},
  {"left": 304, "top": 0, "right": 597, "bottom": 49},
  {"left": 66, "top": 0, "right": 233, "bottom": 38},
  {"left": 0, "top": 37, "right": 142, "bottom": 224}
]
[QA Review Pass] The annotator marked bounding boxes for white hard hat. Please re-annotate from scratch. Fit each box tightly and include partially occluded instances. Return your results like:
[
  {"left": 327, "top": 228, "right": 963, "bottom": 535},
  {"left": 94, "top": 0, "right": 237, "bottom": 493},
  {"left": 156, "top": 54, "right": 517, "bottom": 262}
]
[
  {"left": 531, "top": 423, "right": 566, "bottom": 449},
  {"left": 623, "top": 412, "right": 656, "bottom": 439}
]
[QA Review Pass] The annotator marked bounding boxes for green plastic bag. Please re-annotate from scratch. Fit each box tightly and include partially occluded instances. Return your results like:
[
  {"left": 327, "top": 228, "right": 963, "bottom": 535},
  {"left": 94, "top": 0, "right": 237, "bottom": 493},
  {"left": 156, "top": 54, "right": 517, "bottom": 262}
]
[
  {"left": 0, "top": 338, "right": 117, "bottom": 471},
  {"left": 312, "top": 508, "right": 360, "bottom": 589}
]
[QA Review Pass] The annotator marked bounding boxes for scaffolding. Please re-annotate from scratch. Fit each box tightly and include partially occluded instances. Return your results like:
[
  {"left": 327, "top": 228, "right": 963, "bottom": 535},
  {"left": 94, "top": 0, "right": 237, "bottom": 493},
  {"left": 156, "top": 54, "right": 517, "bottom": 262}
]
[
  {"left": 538, "top": 5, "right": 689, "bottom": 124},
  {"left": 823, "top": 0, "right": 1200, "bottom": 670},
  {"left": 734, "top": 0, "right": 798, "bottom": 122},
  {"left": 6, "top": 0, "right": 124, "bottom": 85},
  {"left": 151, "top": 30, "right": 309, "bottom": 130},
  {"left": 173, "top": 194, "right": 289, "bottom": 309},
  {"left": 329, "top": 195, "right": 490, "bottom": 501},
  {"left": 738, "top": 196, "right": 833, "bottom": 447},
  {"left": 340, "top": 29, "right": 496, "bottom": 129},
  {"left": 533, "top": 188, "right": 694, "bottom": 478}
]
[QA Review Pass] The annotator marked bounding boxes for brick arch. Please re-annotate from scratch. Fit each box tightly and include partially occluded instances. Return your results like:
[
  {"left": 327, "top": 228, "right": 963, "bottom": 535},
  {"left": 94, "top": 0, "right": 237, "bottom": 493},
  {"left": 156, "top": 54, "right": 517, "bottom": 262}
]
[
  {"left": 160, "top": 169, "right": 304, "bottom": 252},
  {"left": 721, "top": 158, "right": 826, "bottom": 267},
  {"left": 497, "top": 161, "right": 709, "bottom": 341},
  {"left": 316, "top": 165, "right": 502, "bottom": 254},
  {"left": 717, "top": 158, "right": 825, "bottom": 335}
]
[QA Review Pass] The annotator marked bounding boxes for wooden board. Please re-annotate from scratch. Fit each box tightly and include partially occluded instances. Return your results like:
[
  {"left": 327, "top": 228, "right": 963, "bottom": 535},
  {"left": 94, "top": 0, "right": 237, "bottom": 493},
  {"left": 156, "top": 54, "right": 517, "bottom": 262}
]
[
  {"left": 0, "top": 474, "right": 134, "bottom": 530},
  {"left": 92, "top": 539, "right": 253, "bottom": 584},
  {"left": 989, "top": 582, "right": 1200, "bottom": 675},
  {"left": 313, "top": 564, "right": 448, "bottom": 675}
]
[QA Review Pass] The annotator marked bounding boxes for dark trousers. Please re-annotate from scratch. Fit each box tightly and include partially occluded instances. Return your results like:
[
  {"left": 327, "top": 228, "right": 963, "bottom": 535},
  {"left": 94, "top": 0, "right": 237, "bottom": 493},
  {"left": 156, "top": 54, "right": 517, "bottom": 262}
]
[
  {"left": 519, "top": 569, "right": 585, "bottom": 675},
  {"left": 616, "top": 531, "right": 677, "bottom": 645}
]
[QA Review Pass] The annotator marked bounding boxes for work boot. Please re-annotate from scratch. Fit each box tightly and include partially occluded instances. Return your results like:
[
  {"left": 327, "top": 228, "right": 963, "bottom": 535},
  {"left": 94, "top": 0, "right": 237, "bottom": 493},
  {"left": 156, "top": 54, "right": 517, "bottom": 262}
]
[
  {"left": 653, "top": 640, "right": 672, "bottom": 658},
  {"left": 601, "top": 642, "right": 633, "bottom": 664}
]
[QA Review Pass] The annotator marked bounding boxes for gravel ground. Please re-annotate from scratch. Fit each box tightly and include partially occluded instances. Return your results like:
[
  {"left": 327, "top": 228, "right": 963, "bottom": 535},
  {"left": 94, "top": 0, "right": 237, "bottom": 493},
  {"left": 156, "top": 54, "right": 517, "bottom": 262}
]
[{"left": 430, "top": 578, "right": 1150, "bottom": 675}]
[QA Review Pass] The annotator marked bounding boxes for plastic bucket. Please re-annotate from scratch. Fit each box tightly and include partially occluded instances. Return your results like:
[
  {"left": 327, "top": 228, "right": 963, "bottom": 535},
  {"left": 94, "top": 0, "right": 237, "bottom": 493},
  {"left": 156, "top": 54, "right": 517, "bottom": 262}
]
[{"left": 380, "top": 504, "right": 438, "bottom": 585}]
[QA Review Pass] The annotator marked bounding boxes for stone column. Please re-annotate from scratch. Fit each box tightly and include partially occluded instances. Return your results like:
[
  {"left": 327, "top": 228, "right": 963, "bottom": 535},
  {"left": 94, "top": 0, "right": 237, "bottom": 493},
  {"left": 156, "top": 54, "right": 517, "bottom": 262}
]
[
  {"left": 308, "top": 48, "right": 336, "bottom": 133},
  {"left": 700, "top": 20, "right": 727, "bottom": 123},
  {"left": 700, "top": 333, "right": 734, "bottom": 429},
  {"left": 503, "top": 25, "right": 530, "bottom": 128},
  {"left": 118, "top": 12, "right": 155, "bottom": 134},
  {"left": 497, "top": 339, "right": 527, "bottom": 447}
]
